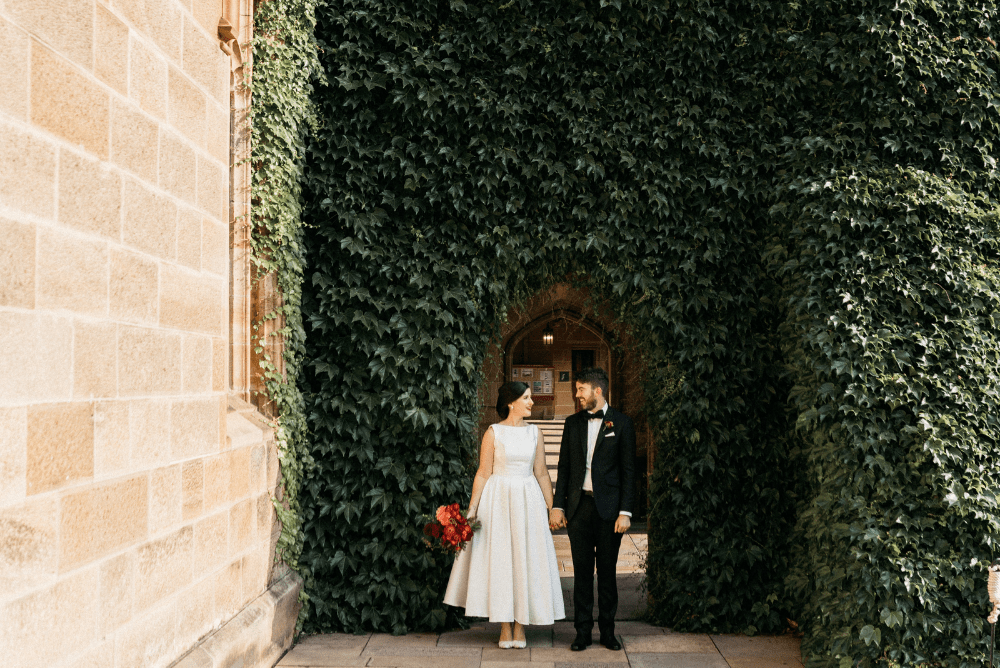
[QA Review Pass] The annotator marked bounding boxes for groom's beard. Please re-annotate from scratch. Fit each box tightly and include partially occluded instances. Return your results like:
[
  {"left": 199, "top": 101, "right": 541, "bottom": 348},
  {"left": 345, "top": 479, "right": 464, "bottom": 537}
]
[{"left": 581, "top": 396, "right": 597, "bottom": 412}]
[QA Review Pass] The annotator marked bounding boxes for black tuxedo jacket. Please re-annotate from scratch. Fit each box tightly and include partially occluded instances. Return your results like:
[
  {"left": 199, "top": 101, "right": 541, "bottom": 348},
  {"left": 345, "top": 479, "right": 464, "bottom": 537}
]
[{"left": 553, "top": 405, "right": 636, "bottom": 522}]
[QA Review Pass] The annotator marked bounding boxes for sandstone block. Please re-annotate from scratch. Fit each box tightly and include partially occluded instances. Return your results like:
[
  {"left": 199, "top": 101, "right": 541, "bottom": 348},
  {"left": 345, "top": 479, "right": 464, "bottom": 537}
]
[
  {"left": 177, "top": 206, "right": 203, "bottom": 270},
  {"left": 191, "top": 0, "right": 224, "bottom": 44},
  {"left": 229, "top": 497, "right": 253, "bottom": 554},
  {"left": 212, "top": 337, "right": 226, "bottom": 392},
  {"left": 214, "top": 559, "right": 242, "bottom": 620},
  {"left": 110, "top": 247, "right": 159, "bottom": 325},
  {"left": 194, "top": 509, "right": 229, "bottom": 572},
  {"left": 182, "top": 458, "right": 204, "bottom": 520},
  {"left": 129, "top": 36, "right": 168, "bottom": 119},
  {"left": 176, "top": 574, "right": 215, "bottom": 648},
  {"left": 0, "top": 496, "right": 58, "bottom": 601},
  {"left": 161, "top": 131, "right": 198, "bottom": 204},
  {"left": 228, "top": 446, "right": 251, "bottom": 501},
  {"left": 111, "top": 99, "right": 160, "bottom": 182},
  {"left": 59, "top": 150, "right": 122, "bottom": 240},
  {"left": 0, "top": 218, "right": 35, "bottom": 308},
  {"left": 250, "top": 445, "right": 265, "bottom": 494},
  {"left": 0, "top": 313, "right": 73, "bottom": 406},
  {"left": 136, "top": 525, "right": 193, "bottom": 610},
  {"left": 112, "top": 0, "right": 182, "bottom": 62},
  {"left": 0, "top": 17, "right": 29, "bottom": 120},
  {"left": 0, "top": 120, "right": 57, "bottom": 219},
  {"left": 256, "top": 493, "right": 273, "bottom": 539},
  {"left": 149, "top": 464, "right": 182, "bottom": 535},
  {"left": 0, "top": 407, "right": 27, "bottom": 506},
  {"left": 241, "top": 545, "right": 268, "bottom": 604},
  {"left": 124, "top": 178, "right": 178, "bottom": 260},
  {"left": 37, "top": 228, "right": 109, "bottom": 316},
  {"left": 118, "top": 325, "right": 182, "bottom": 395},
  {"left": 160, "top": 264, "right": 224, "bottom": 335},
  {"left": 31, "top": 42, "right": 109, "bottom": 159},
  {"left": 99, "top": 550, "right": 136, "bottom": 635},
  {"left": 208, "top": 106, "right": 230, "bottom": 164},
  {"left": 0, "top": 568, "right": 98, "bottom": 668},
  {"left": 60, "top": 475, "right": 147, "bottom": 570},
  {"left": 94, "top": 5, "right": 128, "bottom": 94},
  {"left": 197, "top": 155, "right": 227, "bottom": 221},
  {"left": 27, "top": 402, "right": 94, "bottom": 495},
  {"left": 202, "top": 217, "right": 227, "bottom": 276},
  {"left": 7, "top": 0, "right": 94, "bottom": 69},
  {"left": 171, "top": 397, "right": 220, "bottom": 459},
  {"left": 183, "top": 17, "right": 228, "bottom": 103},
  {"left": 93, "top": 400, "right": 129, "bottom": 478},
  {"left": 168, "top": 66, "right": 207, "bottom": 148},
  {"left": 73, "top": 320, "right": 118, "bottom": 399},
  {"left": 114, "top": 596, "right": 183, "bottom": 668},
  {"left": 203, "top": 452, "right": 229, "bottom": 512},
  {"left": 183, "top": 334, "right": 213, "bottom": 393},
  {"left": 130, "top": 399, "right": 172, "bottom": 468},
  {"left": 68, "top": 638, "right": 115, "bottom": 668}
]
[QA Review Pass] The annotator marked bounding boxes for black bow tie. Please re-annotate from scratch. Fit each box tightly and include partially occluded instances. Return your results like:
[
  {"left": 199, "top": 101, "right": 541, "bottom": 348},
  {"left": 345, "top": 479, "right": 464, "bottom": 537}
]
[{"left": 588, "top": 411, "right": 605, "bottom": 421}]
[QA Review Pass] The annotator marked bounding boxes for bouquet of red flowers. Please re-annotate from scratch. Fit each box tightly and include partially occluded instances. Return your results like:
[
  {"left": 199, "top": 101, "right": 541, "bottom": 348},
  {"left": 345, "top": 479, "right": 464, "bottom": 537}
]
[{"left": 422, "top": 503, "right": 480, "bottom": 554}]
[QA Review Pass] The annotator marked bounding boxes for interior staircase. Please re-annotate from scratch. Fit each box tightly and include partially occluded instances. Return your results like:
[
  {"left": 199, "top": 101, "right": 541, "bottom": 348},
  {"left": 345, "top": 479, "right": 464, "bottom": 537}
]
[{"left": 527, "top": 418, "right": 566, "bottom": 486}]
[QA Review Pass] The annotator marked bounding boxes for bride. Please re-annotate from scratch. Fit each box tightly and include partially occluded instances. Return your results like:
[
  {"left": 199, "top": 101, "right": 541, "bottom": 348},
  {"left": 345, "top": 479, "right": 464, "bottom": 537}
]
[{"left": 443, "top": 382, "right": 565, "bottom": 647}]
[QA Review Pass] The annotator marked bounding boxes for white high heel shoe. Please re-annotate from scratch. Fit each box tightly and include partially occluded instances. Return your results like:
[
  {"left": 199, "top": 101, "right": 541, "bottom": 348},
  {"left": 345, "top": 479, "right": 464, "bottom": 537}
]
[
  {"left": 512, "top": 639, "right": 527, "bottom": 649},
  {"left": 498, "top": 640, "right": 514, "bottom": 649}
]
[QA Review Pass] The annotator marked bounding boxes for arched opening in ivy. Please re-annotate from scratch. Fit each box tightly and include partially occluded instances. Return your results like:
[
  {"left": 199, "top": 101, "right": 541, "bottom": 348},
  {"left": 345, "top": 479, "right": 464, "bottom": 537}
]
[{"left": 477, "top": 284, "right": 654, "bottom": 521}]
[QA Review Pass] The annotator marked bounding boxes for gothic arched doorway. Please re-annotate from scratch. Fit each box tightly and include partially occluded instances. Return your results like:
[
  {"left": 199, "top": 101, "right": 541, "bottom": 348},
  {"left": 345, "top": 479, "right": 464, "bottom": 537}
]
[{"left": 477, "top": 285, "right": 650, "bottom": 521}]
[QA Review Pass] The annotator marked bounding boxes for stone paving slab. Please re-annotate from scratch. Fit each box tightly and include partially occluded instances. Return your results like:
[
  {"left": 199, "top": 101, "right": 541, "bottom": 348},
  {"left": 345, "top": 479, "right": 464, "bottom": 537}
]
[
  {"left": 530, "top": 647, "right": 629, "bottom": 663},
  {"left": 366, "top": 647, "right": 484, "bottom": 657},
  {"left": 482, "top": 662, "right": 552, "bottom": 668},
  {"left": 724, "top": 658, "right": 804, "bottom": 668},
  {"left": 367, "top": 656, "right": 481, "bottom": 668},
  {"left": 482, "top": 649, "right": 535, "bottom": 662},
  {"left": 621, "top": 635, "right": 716, "bottom": 654},
  {"left": 277, "top": 633, "right": 371, "bottom": 665},
  {"left": 627, "top": 653, "right": 729, "bottom": 668},
  {"left": 711, "top": 635, "right": 801, "bottom": 657}
]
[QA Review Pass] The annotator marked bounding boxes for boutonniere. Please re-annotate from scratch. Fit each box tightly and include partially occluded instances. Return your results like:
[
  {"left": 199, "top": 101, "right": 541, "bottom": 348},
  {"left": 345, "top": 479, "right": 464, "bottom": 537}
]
[{"left": 605, "top": 420, "right": 614, "bottom": 429}]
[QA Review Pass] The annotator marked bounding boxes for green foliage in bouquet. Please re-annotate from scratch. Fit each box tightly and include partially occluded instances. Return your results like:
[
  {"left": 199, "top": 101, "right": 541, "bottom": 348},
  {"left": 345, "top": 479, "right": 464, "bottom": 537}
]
[{"left": 295, "top": 0, "right": 1000, "bottom": 663}]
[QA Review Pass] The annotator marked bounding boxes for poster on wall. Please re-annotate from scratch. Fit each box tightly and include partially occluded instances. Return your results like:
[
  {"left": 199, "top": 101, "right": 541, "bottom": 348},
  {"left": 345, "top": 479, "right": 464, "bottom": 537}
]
[
  {"left": 540, "top": 369, "right": 553, "bottom": 394},
  {"left": 521, "top": 368, "right": 533, "bottom": 378},
  {"left": 533, "top": 381, "right": 542, "bottom": 393}
]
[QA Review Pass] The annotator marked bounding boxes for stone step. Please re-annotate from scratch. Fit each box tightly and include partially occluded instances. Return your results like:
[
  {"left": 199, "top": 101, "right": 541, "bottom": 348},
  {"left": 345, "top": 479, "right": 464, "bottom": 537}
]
[{"left": 528, "top": 419, "right": 565, "bottom": 484}]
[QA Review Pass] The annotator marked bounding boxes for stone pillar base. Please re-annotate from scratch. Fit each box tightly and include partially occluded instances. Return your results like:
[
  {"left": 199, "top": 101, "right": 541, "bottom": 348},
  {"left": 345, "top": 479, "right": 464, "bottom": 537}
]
[{"left": 170, "top": 571, "right": 301, "bottom": 668}]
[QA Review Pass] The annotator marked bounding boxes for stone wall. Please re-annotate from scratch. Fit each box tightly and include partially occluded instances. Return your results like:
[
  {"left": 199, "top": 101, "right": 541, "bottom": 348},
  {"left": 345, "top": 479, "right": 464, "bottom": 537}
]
[{"left": 0, "top": 0, "right": 297, "bottom": 666}]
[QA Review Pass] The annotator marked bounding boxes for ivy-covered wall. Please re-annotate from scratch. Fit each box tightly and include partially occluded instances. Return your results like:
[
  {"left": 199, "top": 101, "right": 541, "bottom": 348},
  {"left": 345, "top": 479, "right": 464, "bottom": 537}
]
[{"left": 293, "top": 0, "right": 1000, "bottom": 665}]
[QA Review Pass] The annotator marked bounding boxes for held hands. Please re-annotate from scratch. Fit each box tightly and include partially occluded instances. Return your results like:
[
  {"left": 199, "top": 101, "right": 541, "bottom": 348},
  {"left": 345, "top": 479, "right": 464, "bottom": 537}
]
[
  {"left": 614, "top": 514, "right": 631, "bottom": 534},
  {"left": 548, "top": 508, "right": 566, "bottom": 530}
]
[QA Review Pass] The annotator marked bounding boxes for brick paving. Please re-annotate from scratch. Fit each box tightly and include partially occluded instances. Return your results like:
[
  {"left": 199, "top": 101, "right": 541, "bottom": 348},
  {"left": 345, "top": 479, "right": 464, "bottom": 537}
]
[{"left": 277, "top": 531, "right": 803, "bottom": 668}]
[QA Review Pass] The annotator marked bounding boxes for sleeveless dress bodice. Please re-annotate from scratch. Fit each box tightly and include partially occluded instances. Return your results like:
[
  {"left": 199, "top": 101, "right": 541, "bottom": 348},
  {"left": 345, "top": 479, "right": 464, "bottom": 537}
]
[
  {"left": 443, "top": 423, "right": 565, "bottom": 624},
  {"left": 489, "top": 424, "right": 535, "bottom": 477}
]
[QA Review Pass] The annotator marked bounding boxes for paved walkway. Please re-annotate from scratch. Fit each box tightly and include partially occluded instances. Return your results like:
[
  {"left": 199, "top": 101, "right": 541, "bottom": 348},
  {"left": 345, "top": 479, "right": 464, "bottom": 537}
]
[
  {"left": 277, "top": 531, "right": 803, "bottom": 667},
  {"left": 276, "top": 622, "right": 804, "bottom": 668}
]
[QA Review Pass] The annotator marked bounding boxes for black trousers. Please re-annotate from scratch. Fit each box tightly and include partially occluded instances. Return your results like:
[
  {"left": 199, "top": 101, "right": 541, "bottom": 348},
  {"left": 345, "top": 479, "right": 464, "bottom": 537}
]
[{"left": 567, "top": 494, "right": 623, "bottom": 638}]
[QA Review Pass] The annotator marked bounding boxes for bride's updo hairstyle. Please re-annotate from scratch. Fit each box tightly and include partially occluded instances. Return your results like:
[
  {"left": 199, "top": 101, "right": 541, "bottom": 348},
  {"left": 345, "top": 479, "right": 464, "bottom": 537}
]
[{"left": 496, "top": 382, "right": 530, "bottom": 419}]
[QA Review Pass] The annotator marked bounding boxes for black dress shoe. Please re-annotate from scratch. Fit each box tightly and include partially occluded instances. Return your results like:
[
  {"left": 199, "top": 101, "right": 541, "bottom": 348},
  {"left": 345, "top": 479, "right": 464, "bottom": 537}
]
[
  {"left": 600, "top": 636, "right": 622, "bottom": 651},
  {"left": 570, "top": 633, "right": 592, "bottom": 651}
]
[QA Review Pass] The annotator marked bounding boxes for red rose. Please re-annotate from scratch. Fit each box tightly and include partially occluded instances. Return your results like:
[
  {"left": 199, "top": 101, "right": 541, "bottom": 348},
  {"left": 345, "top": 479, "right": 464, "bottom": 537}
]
[
  {"left": 435, "top": 505, "right": 451, "bottom": 524},
  {"left": 460, "top": 525, "right": 473, "bottom": 541}
]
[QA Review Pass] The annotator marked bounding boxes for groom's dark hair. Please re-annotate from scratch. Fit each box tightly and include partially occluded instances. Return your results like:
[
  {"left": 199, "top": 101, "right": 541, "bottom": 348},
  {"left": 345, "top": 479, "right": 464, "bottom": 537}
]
[
  {"left": 575, "top": 367, "right": 609, "bottom": 398},
  {"left": 496, "top": 381, "right": 530, "bottom": 419}
]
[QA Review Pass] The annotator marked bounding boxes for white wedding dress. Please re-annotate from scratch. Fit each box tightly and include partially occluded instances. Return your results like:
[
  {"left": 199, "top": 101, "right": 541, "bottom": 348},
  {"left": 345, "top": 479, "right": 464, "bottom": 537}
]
[{"left": 443, "top": 424, "right": 565, "bottom": 624}]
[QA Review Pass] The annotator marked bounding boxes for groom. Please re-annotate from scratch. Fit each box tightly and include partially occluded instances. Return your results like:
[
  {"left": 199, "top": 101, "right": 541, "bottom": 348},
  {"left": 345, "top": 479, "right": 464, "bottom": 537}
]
[{"left": 549, "top": 367, "right": 635, "bottom": 652}]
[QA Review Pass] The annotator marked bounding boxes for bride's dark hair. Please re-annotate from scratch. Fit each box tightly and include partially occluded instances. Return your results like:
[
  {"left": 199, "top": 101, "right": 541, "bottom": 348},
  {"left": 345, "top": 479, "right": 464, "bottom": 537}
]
[{"left": 496, "top": 382, "right": 530, "bottom": 419}]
